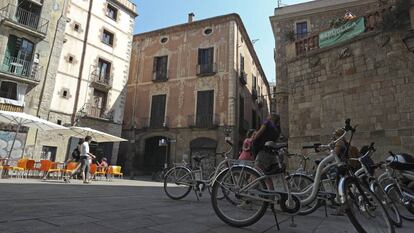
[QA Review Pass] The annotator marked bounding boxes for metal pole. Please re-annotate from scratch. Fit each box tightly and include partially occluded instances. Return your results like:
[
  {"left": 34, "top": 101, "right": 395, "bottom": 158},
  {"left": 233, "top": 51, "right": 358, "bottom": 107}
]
[
  {"left": 164, "top": 141, "right": 168, "bottom": 169},
  {"left": 7, "top": 124, "right": 21, "bottom": 163}
]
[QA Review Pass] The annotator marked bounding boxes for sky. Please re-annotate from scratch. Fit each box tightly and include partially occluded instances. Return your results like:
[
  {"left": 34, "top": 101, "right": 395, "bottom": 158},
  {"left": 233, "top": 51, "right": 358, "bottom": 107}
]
[{"left": 132, "top": 0, "right": 310, "bottom": 83}]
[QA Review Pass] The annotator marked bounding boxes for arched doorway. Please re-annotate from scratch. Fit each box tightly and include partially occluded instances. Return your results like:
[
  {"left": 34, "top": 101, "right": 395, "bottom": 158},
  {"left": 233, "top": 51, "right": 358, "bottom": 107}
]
[
  {"left": 190, "top": 137, "right": 217, "bottom": 177},
  {"left": 143, "top": 136, "right": 170, "bottom": 173}
]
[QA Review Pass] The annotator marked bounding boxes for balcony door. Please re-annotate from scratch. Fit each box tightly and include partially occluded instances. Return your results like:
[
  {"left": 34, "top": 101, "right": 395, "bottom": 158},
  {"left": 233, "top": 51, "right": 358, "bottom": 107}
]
[
  {"left": 196, "top": 90, "right": 214, "bottom": 127},
  {"left": 16, "top": 0, "right": 42, "bottom": 29},
  {"left": 198, "top": 48, "right": 214, "bottom": 74},
  {"left": 91, "top": 89, "right": 107, "bottom": 118},
  {"left": 3, "top": 35, "right": 34, "bottom": 76},
  {"left": 150, "top": 94, "right": 166, "bottom": 128},
  {"left": 97, "top": 58, "right": 111, "bottom": 81}
]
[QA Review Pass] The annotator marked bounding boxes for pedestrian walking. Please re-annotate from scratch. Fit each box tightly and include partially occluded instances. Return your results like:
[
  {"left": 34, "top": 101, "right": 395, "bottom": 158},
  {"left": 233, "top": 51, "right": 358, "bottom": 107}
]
[{"left": 80, "top": 136, "right": 96, "bottom": 183}]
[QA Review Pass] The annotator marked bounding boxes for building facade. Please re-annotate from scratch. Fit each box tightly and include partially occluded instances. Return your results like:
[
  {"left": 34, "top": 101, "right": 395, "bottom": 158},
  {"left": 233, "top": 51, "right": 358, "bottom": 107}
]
[
  {"left": 0, "top": 0, "right": 68, "bottom": 160},
  {"left": 34, "top": 0, "right": 137, "bottom": 164},
  {"left": 122, "top": 14, "right": 270, "bottom": 175},
  {"left": 270, "top": 0, "right": 414, "bottom": 165}
]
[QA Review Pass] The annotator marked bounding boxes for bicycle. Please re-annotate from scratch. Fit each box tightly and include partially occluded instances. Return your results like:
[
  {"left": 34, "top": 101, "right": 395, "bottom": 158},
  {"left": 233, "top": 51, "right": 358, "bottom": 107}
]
[
  {"left": 211, "top": 119, "right": 394, "bottom": 233},
  {"left": 378, "top": 151, "right": 414, "bottom": 221},
  {"left": 163, "top": 138, "right": 234, "bottom": 200},
  {"left": 353, "top": 143, "right": 402, "bottom": 227}
]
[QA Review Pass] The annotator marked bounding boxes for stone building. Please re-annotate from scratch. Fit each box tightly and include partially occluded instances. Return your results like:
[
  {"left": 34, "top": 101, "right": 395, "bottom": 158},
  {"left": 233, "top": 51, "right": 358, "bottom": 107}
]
[
  {"left": 122, "top": 14, "right": 271, "bottom": 175},
  {"left": 36, "top": 0, "right": 137, "bottom": 164},
  {"left": 270, "top": 0, "right": 414, "bottom": 164},
  {"left": 0, "top": 0, "right": 68, "bottom": 160}
]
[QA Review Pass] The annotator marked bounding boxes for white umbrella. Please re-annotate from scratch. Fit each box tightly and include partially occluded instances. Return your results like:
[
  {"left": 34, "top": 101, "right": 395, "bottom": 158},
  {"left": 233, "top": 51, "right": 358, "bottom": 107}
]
[
  {"left": 0, "top": 110, "right": 68, "bottom": 160},
  {"left": 56, "top": 126, "right": 127, "bottom": 143}
]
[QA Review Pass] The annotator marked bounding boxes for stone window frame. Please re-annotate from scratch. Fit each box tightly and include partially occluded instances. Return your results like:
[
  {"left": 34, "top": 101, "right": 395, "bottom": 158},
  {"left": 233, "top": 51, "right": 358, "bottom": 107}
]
[
  {"left": 101, "top": 27, "right": 115, "bottom": 47},
  {"left": 105, "top": 3, "right": 119, "bottom": 22},
  {"left": 202, "top": 27, "right": 213, "bottom": 36},
  {"left": 59, "top": 87, "right": 72, "bottom": 99},
  {"left": 293, "top": 19, "right": 311, "bottom": 39}
]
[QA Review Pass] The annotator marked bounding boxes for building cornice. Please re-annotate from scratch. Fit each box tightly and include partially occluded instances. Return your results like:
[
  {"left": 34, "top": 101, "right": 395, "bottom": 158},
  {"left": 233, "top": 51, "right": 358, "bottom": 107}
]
[
  {"left": 134, "top": 13, "right": 269, "bottom": 89},
  {"left": 270, "top": 0, "right": 377, "bottom": 22}
]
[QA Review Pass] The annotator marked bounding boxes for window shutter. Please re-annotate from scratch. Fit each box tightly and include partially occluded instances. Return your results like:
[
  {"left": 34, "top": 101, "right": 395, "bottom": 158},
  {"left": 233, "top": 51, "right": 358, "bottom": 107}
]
[{"left": 153, "top": 57, "right": 158, "bottom": 72}]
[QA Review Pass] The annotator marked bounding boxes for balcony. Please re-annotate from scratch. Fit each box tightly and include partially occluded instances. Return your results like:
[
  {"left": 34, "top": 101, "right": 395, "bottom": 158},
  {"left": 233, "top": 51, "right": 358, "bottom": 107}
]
[
  {"left": 291, "top": 5, "right": 392, "bottom": 57},
  {"left": 90, "top": 68, "right": 112, "bottom": 91},
  {"left": 188, "top": 114, "right": 219, "bottom": 129},
  {"left": 239, "top": 71, "right": 247, "bottom": 85},
  {"left": 83, "top": 103, "right": 113, "bottom": 121},
  {"left": 0, "top": 103, "right": 23, "bottom": 112},
  {"left": 0, "top": 4, "right": 49, "bottom": 38},
  {"left": 140, "top": 117, "right": 169, "bottom": 129},
  {"left": 0, "top": 56, "right": 42, "bottom": 84},
  {"left": 152, "top": 70, "right": 168, "bottom": 82},
  {"left": 196, "top": 63, "right": 217, "bottom": 77}
]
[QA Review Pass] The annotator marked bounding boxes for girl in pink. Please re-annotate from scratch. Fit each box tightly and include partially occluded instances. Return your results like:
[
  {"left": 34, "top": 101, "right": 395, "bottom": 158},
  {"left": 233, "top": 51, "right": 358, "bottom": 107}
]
[{"left": 239, "top": 129, "right": 256, "bottom": 161}]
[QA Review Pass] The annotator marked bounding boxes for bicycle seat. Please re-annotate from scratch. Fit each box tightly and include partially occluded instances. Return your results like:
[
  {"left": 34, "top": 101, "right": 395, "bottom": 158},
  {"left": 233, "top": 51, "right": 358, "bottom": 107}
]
[
  {"left": 264, "top": 141, "right": 287, "bottom": 150},
  {"left": 193, "top": 155, "right": 208, "bottom": 163}
]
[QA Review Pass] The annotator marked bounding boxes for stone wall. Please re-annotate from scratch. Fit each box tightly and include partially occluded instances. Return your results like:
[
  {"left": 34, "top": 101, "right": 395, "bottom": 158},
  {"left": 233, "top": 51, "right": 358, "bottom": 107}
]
[
  {"left": 271, "top": 1, "right": 378, "bottom": 137},
  {"left": 286, "top": 30, "right": 414, "bottom": 166}
]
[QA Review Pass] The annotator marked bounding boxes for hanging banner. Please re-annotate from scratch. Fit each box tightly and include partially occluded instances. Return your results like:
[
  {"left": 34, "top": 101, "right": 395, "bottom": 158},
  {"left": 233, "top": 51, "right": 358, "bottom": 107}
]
[{"left": 319, "top": 17, "right": 365, "bottom": 48}]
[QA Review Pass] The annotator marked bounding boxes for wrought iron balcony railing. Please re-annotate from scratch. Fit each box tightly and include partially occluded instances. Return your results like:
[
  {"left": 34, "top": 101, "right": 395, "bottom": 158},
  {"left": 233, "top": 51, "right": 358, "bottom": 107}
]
[
  {"left": 90, "top": 66, "right": 112, "bottom": 90},
  {"left": 1, "top": 56, "right": 42, "bottom": 82},
  {"left": 0, "top": 4, "right": 49, "bottom": 35},
  {"left": 140, "top": 117, "right": 169, "bottom": 129},
  {"left": 188, "top": 114, "right": 219, "bottom": 129},
  {"left": 196, "top": 63, "right": 217, "bottom": 76},
  {"left": 152, "top": 70, "right": 168, "bottom": 82}
]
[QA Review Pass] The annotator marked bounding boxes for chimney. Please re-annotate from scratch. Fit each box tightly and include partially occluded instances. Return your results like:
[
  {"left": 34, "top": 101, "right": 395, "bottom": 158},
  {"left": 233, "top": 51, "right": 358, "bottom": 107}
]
[{"left": 188, "top": 13, "right": 195, "bottom": 23}]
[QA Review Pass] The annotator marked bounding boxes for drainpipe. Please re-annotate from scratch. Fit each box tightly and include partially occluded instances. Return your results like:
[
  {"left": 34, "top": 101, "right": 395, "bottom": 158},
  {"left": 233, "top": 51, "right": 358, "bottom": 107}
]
[
  {"left": 36, "top": 0, "right": 69, "bottom": 117},
  {"left": 71, "top": 0, "right": 93, "bottom": 125}
]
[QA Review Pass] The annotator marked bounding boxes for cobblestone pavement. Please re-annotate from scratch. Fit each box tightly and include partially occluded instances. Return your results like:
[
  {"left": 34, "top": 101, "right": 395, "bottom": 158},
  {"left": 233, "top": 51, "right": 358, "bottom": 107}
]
[{"left": 0, "top": 178, "right": 412, "bottom": 233}]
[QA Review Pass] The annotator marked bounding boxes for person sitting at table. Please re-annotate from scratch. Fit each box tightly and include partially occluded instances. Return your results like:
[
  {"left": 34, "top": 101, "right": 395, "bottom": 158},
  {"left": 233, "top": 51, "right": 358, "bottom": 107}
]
[{"left": 97, "top": 157, "right": 108, "bottom": 168}]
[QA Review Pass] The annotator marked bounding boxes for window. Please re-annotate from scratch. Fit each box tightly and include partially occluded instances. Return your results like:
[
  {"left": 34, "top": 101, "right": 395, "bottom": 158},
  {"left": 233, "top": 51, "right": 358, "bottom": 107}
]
[
  {"left": 4, "top": 35, "right": 34, "bottom": 77},
  {"left": 102, "top": 29, "right": 114, "bottom": 46},
  {"left": 106, "top": 4, "right": 118, "bottom": 20},
  {"left": 196, "top": 90, "right": 214, "bottom": 128},
  {"left": 160, "top": 37, "right": 168, "bottom": 43},
  {"left": 57, "top": 120, "right": 62, "bottom": 125},
  {"left": 97, "top": 58, "right": 111, "bottom": 81},
  {"left": 150, "top": 95, "right": 166, "bottom": 128},
  {"left": 153, "top": 56, "right": 168, "bottom": 81},
  {"left": 0, "top": 81, "right": 17, "bottom": 100},
  {"left": 73, "top": 23, "right": 80, "bottom": 32},
  {"left": 296, "top": 21, "right": 308, "bottom": 39},
  {"left": 204, "top": 28, "right": 213, "bottom": 35},
  {"left": 197, "top": 47, "right": 215, "bottom": 75},
  {"left": 240, "top": 55, "right": 245, "bottom": 73},
  {"left": 68, "top": 55, "right": 74, "bottom": 63}
]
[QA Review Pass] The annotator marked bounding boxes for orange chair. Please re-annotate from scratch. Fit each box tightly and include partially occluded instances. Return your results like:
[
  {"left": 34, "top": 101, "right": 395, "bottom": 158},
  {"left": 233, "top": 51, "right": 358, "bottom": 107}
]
[
  {"left": 95, "top": 166, "right": 107, "bottom": 180},
  {"left": 24, "top": 160, "right": 36, "bottom": 178},
  {"left": 89, "top": 164, "right": 97, "bottom": 179},
  {"left": 62, "top": 162, "right": 79, "bottom": 177},
  {"left": 10, "top": 159, "right": 28, "bottom": 178},
  {"left": 45, "top": 162, "right": 63, "bottom": 179}
]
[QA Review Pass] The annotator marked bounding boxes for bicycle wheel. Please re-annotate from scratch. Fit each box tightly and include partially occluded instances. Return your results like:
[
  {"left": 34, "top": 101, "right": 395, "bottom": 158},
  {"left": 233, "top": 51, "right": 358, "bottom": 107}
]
[
  {"left": 163, "top": 167, "right": 192, "bottom": 200},
  {"left": 386, "top": 183, "right": 414, "bottom": 221},
  {"left": 286, "top": 173, "right": 322, "bottom": 216},
  {"left": 370, "top": 182, "right": 402, "bottom": 227},
  {"left": 344, "top": 179, "right": 394, "bottom": 233},
  {"left": 211, "top": 166, "right": 268, "bottom": 227}
]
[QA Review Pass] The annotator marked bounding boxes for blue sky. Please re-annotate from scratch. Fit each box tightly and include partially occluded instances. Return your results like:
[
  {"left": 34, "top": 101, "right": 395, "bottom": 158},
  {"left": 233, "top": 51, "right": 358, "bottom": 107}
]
[{"left": 132, "top": 0, "right": 310, "bottom": 83}]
